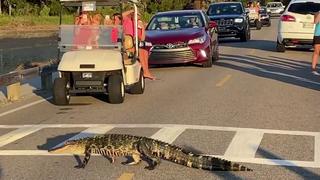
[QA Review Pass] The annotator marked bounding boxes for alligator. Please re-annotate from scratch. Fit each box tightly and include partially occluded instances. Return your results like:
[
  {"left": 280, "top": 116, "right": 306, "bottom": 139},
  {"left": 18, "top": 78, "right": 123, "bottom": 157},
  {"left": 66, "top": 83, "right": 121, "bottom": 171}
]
[{"left": 49, "top": 134, "right": 252, "bottom": 171}]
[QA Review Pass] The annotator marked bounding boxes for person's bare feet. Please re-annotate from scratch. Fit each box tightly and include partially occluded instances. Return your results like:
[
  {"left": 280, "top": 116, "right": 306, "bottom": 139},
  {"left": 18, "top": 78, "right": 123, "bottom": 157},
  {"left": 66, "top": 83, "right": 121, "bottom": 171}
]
[{"left": 144, "top": 73, "right": 157, "bottom": 80}]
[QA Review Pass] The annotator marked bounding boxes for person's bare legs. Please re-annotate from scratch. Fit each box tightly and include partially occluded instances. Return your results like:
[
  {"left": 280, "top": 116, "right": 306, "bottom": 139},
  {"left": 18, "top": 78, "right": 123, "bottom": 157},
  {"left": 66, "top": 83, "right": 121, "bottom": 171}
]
[
  {"left": 312, "top": 44, "right": 320, "bottom": 74},
  {"left": 139, "top": 48, "right": 155, "bottom": 80}
]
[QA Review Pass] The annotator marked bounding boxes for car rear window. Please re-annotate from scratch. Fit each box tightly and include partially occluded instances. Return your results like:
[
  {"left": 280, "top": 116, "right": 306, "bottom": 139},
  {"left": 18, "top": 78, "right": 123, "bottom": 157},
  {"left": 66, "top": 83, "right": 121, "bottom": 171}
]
[
  {"left": 288, "top": 2, "right": 320, "bottom": 14},
  {"left": 207, "top": 3, "right": 243, "bottom": 16},
  {"left": 267, "top": 3, "right": 283, "bottom": 8}
]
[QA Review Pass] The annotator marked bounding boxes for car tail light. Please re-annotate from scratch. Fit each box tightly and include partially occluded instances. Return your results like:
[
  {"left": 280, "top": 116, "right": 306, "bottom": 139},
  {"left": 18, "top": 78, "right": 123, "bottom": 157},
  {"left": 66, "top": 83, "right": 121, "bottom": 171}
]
[{"left": 280, "top": 15, "right": 296, "bottom": 22}]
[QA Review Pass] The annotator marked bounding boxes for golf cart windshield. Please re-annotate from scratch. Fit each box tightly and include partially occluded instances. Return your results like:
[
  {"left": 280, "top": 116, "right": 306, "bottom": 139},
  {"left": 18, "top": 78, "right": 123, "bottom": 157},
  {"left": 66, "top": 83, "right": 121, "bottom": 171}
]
[
  {"left": 59, "top": 0, "right": 139, "bottom": 53},
  {"left": 59, "top": 25, "right": 122, "bottom": 52}
]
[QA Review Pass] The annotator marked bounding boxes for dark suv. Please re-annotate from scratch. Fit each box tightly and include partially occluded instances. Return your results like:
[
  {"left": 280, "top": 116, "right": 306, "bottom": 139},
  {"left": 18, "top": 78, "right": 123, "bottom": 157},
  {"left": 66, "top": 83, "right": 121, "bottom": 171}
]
[{"left": 207, "top": 2, "right": 250, "bottom": 42}]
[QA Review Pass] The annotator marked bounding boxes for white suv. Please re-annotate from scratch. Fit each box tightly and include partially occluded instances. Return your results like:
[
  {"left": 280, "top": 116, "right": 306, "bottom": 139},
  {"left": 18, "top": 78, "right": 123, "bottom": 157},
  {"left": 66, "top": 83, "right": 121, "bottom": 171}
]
[
  {"left": 266, "top": 2, "right": 285, "bottom": 16},
  {"left": 277, "top": 0, "right": 320, "bottom": 52}
]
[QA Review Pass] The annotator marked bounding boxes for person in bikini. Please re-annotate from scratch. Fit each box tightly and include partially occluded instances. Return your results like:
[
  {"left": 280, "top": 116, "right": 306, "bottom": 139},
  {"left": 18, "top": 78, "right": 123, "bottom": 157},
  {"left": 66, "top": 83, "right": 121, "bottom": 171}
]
[
  {"left": 122, "top": 9, "right": 156, "bottom": 80},
  {"left": 90, "top": 13, "right": 102, "bottom": 48},
  {"left": 73, "top": 11, "right": 92, "bottom": 49},
  {"left": 312, "top": 11, "right": 320, "bottom": 75}
]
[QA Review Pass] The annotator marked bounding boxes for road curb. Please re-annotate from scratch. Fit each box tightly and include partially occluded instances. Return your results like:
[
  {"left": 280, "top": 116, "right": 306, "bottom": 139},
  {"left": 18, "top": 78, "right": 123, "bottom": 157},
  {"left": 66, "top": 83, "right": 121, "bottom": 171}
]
[{"left": 0, "top": 73, "right": 57, "bottom": 106}]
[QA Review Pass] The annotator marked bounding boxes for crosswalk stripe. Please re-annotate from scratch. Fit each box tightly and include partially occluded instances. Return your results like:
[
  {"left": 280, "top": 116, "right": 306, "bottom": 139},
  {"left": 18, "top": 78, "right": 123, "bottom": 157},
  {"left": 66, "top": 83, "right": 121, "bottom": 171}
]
[
  {"left": 150, "top": 127, "right": 185, "bottom": 144},
  {"left": 224, "top": 131, "right": 264, "bottom": 158},
  {"left": 0, "top": 126, "right": 43, "bottom": 147},
  {"left": 0, "top": 150, "right": 319, "bottom": 168},
  {"left": 0, "top": 124, "right": 318, "bottom": 136},
  {"left": 52, "top": 126, "right": 114, "bottom": 149}
]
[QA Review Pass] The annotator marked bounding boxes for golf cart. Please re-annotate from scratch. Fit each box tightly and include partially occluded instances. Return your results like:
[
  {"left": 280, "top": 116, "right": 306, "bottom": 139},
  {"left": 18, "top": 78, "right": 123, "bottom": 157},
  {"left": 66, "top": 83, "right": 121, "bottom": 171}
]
[
  {"left": 53, "top": 0, "right": 145, "bottom": 105},
  {"left": 245, "top": 1, "right": 262, "bottom": 30}
]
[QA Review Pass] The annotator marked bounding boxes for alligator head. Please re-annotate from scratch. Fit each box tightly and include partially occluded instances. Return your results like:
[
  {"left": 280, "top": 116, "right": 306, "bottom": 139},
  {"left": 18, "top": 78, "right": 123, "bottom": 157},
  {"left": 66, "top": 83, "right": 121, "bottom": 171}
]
[{"left": 48, "top": 140, "right": 86, "bottom": 155}]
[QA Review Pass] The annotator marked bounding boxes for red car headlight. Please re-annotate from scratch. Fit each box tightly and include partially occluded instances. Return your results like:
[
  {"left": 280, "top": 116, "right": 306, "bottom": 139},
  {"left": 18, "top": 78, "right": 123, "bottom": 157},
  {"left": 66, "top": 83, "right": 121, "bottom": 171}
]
[{"left": 144, "top": 41, "right": 153, "bottom": 47}]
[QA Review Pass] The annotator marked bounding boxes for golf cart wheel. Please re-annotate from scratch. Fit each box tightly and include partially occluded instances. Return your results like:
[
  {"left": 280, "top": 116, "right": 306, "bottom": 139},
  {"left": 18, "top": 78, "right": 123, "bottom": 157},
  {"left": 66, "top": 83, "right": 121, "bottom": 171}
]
[
  {"left": 108, "top": 74, "right": 125, "bottom": 104},
  {"left": 53, "top": 78, "right": 70, "bottom": 105},
  {"left": 256, "top": 21, "right": 262, "bottom": 30},
  {"left": 276, "top": 41, "right": 286, "bottom": 52},
  {"left": 267, "top": 22, "right": 271, "bottom": 27},
  {"left": 129, "top": 71, "right": 145, "bottom": 94}
]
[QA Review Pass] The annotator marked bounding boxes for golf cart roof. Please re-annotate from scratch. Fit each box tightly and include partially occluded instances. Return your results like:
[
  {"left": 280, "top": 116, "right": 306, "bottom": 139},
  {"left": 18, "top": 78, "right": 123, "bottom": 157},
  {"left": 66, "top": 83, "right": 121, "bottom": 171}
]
[{"left": 59, "top": 0, "right": 139, "bottom": 6}]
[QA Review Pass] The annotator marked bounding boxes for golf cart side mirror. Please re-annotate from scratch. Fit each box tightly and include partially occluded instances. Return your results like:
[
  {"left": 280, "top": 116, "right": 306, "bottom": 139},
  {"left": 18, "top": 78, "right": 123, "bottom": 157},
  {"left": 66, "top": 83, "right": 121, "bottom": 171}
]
[{"left": 208, "top": 21, "right": 217, "bottom": 29}]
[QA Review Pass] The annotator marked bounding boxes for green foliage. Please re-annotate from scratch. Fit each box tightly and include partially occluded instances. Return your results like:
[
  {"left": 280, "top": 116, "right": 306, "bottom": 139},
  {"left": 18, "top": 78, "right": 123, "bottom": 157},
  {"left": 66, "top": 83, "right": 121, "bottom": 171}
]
[
  {"left": 0, "top": 15, "right": 74, "bottom": 26},
  {"left": 48, "top": 0, "right": 62, "bottom": 16},
  {"left": 40, "top": 5, "right": 50, "bottom": 16},
  {"left": 0, "top": 0, "right": 201, "bottom": 26}
]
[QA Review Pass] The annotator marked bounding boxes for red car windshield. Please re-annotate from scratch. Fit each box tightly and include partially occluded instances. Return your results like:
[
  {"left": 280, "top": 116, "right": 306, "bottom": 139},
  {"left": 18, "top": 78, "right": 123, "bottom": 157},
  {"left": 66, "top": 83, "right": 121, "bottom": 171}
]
[{"left": 147, "top": 13, "right": 204, "bottom": 31}]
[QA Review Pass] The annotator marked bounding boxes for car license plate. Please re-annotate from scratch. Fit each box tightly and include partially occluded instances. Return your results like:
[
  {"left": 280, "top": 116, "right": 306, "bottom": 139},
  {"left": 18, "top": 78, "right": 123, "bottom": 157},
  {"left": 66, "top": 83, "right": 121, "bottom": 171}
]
[
  {"left": 82, "top": 72, "right": 93, "bottom": 78},
  {"left": 303, "top": 22, "right": 314, "bottom": 29}
]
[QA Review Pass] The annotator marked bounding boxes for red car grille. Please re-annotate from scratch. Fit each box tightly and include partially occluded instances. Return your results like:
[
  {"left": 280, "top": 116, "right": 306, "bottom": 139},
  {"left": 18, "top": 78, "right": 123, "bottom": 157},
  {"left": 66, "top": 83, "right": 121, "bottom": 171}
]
[
  {"left": 149, "top": 50, "right": 195, "bottom": 62},
  {"left": 153, "top": 43, "right": 188, "bottom": 50}
]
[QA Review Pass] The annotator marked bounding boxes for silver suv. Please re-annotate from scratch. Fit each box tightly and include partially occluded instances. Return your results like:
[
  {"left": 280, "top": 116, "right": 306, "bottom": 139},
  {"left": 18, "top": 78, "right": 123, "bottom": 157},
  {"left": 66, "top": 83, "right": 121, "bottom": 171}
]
[{"left": 266, "top": 2, "right": 285, "bottom": 16}]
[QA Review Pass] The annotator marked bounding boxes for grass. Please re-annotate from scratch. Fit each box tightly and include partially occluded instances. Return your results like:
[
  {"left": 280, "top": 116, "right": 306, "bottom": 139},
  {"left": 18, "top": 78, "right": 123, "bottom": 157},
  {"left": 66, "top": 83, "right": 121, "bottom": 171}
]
[{"left": 0, "top": 15, "right": 74, "bottom": 27}]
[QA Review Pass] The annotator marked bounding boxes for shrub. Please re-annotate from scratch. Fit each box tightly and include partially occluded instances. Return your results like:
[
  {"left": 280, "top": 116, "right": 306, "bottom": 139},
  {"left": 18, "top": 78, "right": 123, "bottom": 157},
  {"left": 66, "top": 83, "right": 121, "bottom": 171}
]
[{"left": 40, "top": 5, "right": 50, "bottom": 16}]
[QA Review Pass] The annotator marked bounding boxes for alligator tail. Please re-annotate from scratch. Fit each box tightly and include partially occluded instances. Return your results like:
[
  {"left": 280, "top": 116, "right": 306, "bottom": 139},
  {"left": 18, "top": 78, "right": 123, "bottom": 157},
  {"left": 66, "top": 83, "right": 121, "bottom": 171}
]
[
  {"left": 186, "top": 153, "right": 253, "bottom": 171},
  {"left": 163, "top": 146, "right": 253, "bottom": 171}
]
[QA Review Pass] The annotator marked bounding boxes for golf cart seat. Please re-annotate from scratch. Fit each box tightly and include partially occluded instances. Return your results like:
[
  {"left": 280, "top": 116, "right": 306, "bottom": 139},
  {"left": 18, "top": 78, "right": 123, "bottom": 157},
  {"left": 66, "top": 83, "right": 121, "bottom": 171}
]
[{"left": 123, "top": 35, "right": 136, "bottom": 65}]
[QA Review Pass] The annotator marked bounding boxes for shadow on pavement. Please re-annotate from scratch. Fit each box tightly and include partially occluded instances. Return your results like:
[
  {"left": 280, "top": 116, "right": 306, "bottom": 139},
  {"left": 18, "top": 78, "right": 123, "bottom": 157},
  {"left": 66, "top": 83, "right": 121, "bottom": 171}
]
[
  {"left": 219, "top": 39, "right": 277, "bottom": 52},
  {"left": 217, "top": 53, "right": 320, "bottom": 91},
  {"left": 37, "top": 133, "right": 81, "bottom": 151},
  {"left": 256, "top": 148, "right": 320, "bottom": 179},
  {"left": 180, "top": 145, "right": 244, "bottom": 179}
]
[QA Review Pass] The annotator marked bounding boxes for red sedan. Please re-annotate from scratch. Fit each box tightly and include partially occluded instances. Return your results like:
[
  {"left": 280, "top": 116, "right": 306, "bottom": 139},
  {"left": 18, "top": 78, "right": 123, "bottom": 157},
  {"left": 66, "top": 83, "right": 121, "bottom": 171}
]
[{"left": 145, "top": 10, "right": 219, "bottom": 67}]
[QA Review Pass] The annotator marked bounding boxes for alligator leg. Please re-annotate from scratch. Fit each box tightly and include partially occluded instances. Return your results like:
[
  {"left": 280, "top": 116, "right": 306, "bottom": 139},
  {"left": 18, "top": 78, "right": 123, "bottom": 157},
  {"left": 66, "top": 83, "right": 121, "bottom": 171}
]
[
  {"left": 138, "top": 143, "right": 161, "bottom": 170},
  {"left": 122, "top": 153, "right": 142, "bottom": 165},
  {"left": 76, "top": 148, "right": 91, "bottom": 169},
  {"left": 103, "top": 155, "right": 115, "bottom": 163}
]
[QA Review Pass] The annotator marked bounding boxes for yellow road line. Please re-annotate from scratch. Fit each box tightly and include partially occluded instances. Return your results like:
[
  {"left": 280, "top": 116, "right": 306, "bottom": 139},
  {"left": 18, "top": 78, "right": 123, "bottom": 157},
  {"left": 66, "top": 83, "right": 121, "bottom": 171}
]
[
  {"left": 216, "top": 75, "right": 232, "bottom": 87},
  {"left": 117, "top": 173, "right": 134, "bottom": 180}
]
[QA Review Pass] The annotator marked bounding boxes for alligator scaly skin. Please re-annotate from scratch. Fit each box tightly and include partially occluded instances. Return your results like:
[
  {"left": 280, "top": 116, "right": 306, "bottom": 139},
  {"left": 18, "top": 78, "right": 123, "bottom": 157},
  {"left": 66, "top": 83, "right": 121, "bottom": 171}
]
[{"left": 49, "top": 134, "right": 252, "bottom": 171}]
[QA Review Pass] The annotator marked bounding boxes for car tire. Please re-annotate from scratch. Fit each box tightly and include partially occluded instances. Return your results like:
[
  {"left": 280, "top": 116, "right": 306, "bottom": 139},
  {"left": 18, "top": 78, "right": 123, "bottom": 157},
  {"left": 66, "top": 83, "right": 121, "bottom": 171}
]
[
  {"left": 240, "top": 30, "right": 249, "bottom": 42},
  {"left": 129, "top": 71, "right": 145, "bottom": 94},
  {"left": 53, "top": 78, "right": 70, "bottom": 105},
  {"left": 108, "top": 74, "right": 125, "bottom": 104},
  {"left": 256, "top": 21, "right": 262, "bottom": 30},
  {"left": 276, "top": 41, "right": 286, "bottom": 52}
]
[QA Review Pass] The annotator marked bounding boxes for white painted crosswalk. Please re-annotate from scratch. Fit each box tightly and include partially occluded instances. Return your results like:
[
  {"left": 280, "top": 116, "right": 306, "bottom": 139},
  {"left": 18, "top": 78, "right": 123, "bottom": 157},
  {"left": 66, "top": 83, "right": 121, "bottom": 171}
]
[
  {"left": 0, "top": 124, "right": 318, "bottom": 169},
  {"left": 224, "top": 131, "right": 264, "bottom": 158}
]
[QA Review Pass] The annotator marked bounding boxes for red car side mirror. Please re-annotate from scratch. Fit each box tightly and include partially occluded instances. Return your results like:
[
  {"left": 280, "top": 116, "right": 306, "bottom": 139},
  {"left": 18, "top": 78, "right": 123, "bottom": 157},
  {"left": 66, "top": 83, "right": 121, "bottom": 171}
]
[{"left": 208, "top": 21, "right": 217, "bottom": 29}]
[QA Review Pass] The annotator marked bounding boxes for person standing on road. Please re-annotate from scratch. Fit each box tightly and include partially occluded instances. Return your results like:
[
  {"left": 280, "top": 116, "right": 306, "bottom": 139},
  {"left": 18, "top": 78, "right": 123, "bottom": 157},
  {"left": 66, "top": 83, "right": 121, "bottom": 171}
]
[
  {"left": 122, "top": 9, "right": 156, "bottom": 80},
  {"left": 312, "top": 11, "right": 320, "bottom": 75},
  {"left": 312, "top": 11, "right": 320, "bottom": 76}
]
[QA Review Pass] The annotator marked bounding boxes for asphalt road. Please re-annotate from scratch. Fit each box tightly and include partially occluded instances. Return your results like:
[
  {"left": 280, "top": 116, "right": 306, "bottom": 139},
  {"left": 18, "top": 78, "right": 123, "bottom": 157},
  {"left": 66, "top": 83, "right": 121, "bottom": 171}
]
[{"left": 0, "top": 18, "right": 319, "bottom": 179}]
